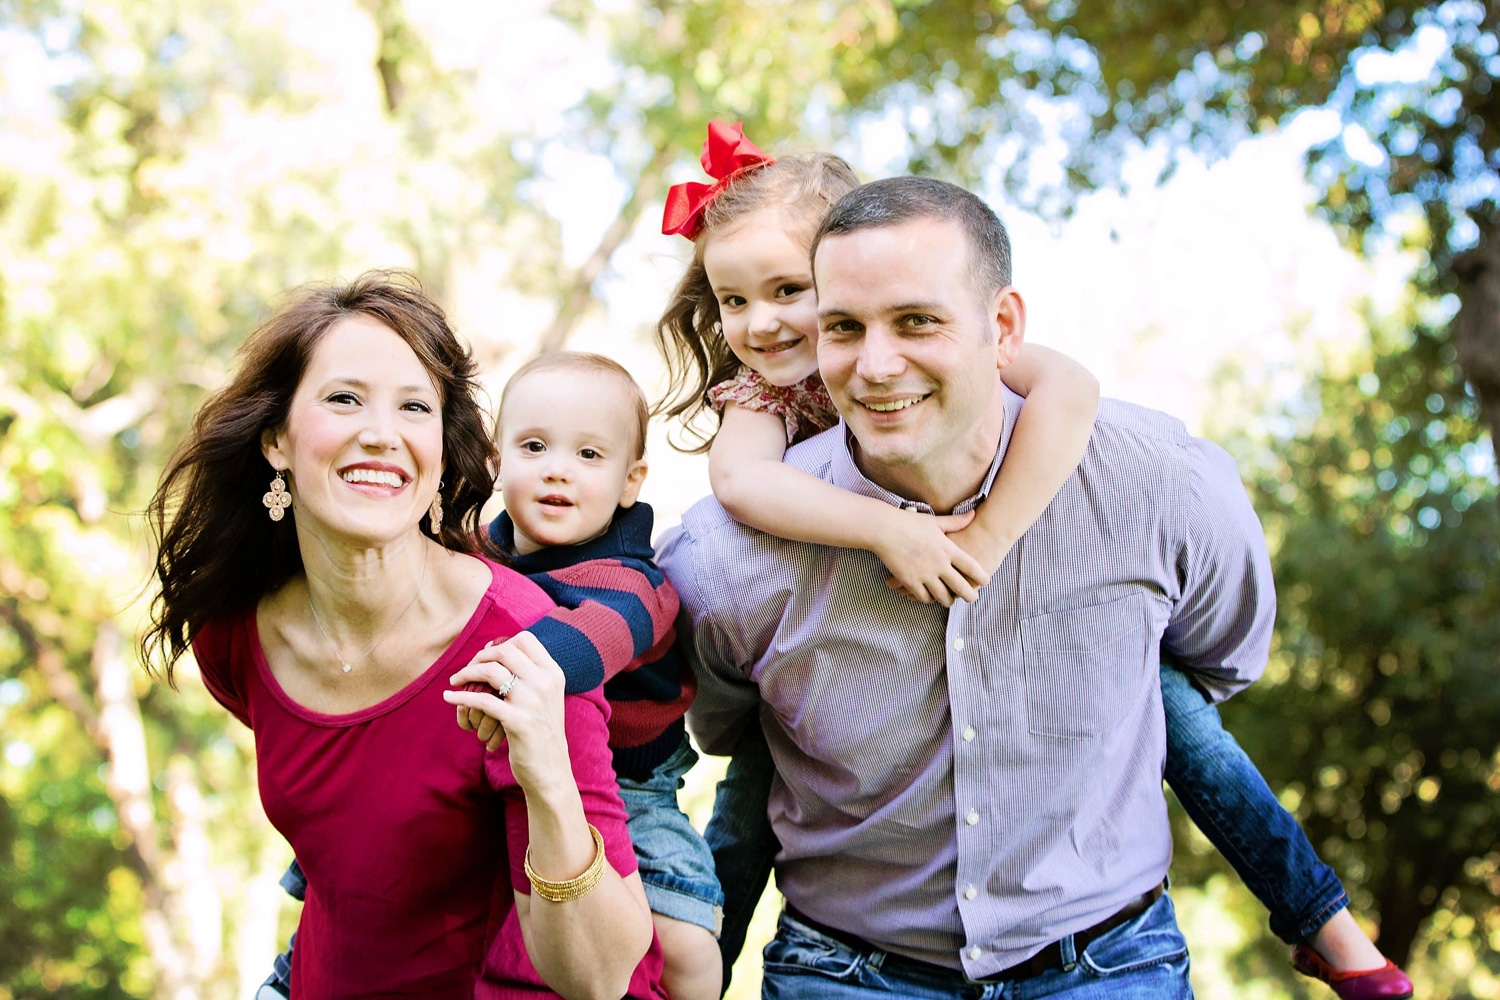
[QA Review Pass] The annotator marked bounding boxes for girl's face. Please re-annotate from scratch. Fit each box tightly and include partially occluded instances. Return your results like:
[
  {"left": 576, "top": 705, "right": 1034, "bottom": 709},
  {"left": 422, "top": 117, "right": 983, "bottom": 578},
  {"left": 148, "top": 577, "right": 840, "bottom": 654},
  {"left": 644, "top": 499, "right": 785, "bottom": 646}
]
[
  {"left": 262, "top": 315, "right": 445, "bottom": 548},
  {"left": 702, "top": 212, "right": 821, "bottom": 387}
]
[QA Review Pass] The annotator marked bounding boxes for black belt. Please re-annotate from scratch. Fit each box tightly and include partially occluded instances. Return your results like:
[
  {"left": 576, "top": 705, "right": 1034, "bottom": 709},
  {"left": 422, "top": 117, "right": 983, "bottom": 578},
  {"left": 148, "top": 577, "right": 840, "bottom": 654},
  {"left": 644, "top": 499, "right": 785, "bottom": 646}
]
[{"left": 784, "top": 883, "right": 1164, "bottom": 985}]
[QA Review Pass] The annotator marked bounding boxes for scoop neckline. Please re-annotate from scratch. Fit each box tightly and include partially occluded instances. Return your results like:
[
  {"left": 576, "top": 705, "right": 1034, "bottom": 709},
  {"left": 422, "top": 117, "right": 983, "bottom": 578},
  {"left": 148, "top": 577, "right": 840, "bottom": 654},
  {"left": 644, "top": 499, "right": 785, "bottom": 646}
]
[{"left": 246, "top": 555, "right": 501, "bottom": 728}]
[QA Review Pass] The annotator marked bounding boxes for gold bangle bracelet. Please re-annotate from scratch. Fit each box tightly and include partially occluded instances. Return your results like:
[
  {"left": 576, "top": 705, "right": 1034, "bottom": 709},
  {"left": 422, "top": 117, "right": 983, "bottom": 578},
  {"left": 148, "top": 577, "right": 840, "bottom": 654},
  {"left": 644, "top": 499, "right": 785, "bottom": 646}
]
[{"left": 524, "top": 823, "right": 607, "bottom": 903}]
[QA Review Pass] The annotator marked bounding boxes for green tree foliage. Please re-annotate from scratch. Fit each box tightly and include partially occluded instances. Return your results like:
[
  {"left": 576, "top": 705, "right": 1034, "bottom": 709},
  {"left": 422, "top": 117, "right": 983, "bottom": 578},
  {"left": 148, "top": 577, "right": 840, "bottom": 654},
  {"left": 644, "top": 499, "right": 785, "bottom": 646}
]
[
  {"left": 1238, "top": 305, "right": 1499, "bottom": 971},
  {"left": 0, "top": 683, "right": 146, "bottom": 998},
  {"left": 1155, "top": 295, "right": 1498, "bottom": 995},
  {"left": 818, "top": 1, "right": 1500, "bottom": 453},
  {"left": 0, "top": 1, "right": 535, "bottom": 992}
]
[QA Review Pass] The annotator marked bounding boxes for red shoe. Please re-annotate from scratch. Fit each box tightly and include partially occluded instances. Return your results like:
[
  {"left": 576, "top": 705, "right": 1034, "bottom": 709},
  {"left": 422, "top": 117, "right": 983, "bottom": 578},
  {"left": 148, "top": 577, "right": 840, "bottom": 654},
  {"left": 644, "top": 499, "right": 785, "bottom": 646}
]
[{"left": 1291, "top": 944, "right": 1414, "bottom": 999}]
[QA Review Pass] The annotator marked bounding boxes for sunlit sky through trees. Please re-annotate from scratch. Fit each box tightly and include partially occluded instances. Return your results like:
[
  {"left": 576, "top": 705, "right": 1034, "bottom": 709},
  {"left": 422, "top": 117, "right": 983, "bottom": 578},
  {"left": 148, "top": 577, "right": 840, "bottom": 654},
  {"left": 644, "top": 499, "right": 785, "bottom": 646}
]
[{"left": 0, "top": 0, "right": 1462, "bottom": 523}]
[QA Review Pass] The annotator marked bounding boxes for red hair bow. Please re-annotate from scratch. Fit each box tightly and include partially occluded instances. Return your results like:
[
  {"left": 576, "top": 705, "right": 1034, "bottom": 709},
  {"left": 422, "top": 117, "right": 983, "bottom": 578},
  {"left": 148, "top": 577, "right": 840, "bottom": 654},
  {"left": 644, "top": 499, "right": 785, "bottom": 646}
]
[{"left": 661, "top": 120, "right": 775, "bottom": 240}]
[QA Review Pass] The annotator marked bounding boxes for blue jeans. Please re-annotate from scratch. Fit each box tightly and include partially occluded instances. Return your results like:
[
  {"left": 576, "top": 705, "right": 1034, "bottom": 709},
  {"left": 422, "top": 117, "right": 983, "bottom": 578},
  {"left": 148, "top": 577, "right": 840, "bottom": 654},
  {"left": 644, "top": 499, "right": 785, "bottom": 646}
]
[
  {"left": 618, "top": 734, "right": 725, "bottom": 934},
  {"left": 704, "top": 723, "right": 780, "bottom": 990},
  {"left": 760, "top": 891, "right": 1192, "bottom": 999},
  {"left": 1160, "top": 663, "right": 1348, "bottom": 942}
]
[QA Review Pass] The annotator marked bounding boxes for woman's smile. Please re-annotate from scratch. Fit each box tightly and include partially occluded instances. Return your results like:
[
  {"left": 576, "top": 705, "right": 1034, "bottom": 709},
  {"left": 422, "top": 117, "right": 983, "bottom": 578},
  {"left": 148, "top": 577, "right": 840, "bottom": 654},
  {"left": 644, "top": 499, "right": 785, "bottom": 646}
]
[{"left": 263, "top": 315, "right": 444, "bottom": 545}]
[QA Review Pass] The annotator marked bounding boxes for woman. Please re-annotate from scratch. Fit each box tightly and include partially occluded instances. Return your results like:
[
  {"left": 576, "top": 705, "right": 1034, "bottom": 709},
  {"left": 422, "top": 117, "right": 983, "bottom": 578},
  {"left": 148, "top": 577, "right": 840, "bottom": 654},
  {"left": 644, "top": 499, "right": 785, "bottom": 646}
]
[{"left": 143, "top": 272, "right": 661, "bottom": 999}]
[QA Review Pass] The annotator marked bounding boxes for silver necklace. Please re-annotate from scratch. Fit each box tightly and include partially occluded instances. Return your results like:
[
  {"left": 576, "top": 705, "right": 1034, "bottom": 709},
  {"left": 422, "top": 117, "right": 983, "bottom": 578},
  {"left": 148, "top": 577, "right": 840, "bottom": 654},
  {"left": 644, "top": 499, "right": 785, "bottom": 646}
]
[{"left": 306, "top": 545, "right": 429, "bottom": 674}]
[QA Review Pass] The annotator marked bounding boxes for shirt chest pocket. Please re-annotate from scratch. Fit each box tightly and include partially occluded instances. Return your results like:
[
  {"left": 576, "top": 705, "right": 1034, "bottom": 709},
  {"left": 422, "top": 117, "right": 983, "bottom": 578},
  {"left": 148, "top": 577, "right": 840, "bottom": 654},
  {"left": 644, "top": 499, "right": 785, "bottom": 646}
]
[{"left": 1020, "top": 595, "right": 1148, "bottom": 740}]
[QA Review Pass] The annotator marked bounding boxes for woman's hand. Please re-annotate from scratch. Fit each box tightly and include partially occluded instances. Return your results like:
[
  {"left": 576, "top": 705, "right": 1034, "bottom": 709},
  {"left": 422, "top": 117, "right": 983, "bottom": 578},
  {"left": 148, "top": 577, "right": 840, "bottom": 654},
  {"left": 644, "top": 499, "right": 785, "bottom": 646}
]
[
  {"left": 453, "top": 635, "right": 533, "bottom": 750},
  {"left": 451, "top": 637, "right": 653, "bottom": 1000},
  {"left": 444, "top": 632, "right": 571, "bottom": 789}
]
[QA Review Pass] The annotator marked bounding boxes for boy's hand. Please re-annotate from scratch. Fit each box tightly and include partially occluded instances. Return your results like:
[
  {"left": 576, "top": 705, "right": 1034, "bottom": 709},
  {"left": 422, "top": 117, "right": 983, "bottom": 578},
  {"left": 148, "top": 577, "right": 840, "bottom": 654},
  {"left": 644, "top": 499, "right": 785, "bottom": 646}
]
[
  {"left": 471, "top": 707, "right": 504, "bottom": 747},
  {"left": 460, "top": 683, "right": 505, "bottom": 747},
  {"left": 874, "top": 507, "right": 989, "bottom": 607}
]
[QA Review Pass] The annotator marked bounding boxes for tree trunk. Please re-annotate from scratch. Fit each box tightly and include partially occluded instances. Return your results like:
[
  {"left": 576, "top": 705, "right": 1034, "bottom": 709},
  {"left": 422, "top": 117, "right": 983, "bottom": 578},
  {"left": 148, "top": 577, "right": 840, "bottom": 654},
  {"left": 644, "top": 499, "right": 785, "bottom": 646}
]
[
  {"left": 7, "top": 598, "right": 216, "bottom": 998},
  {"left": 1374, "top": 847, "right": 1459, "bottom": 967},
  {"left": 1452, "top": 230, "right": 1500, "bottom": 463},
  {"left": 362, "top": 0, "right": 408, "bottom": 114},
  {"left": 92, "top": 621, "right": 218, "bottom": 998},
  {"left": 531, "top": 143, "right": 676, "bottom": 358}
]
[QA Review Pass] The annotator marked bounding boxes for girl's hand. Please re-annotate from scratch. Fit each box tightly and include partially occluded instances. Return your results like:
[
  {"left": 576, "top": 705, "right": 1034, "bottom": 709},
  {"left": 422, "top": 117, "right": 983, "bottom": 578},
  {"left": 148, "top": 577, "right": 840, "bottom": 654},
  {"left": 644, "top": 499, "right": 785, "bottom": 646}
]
[
  {"left": 443, "top": 633, "right": 572, "bottom": 789},
  {"left": 944, "top": 520, "right": 1014, "bottom": 582},
  {"left": 874, "top": 508, "right": 990, "bottom": 606}
]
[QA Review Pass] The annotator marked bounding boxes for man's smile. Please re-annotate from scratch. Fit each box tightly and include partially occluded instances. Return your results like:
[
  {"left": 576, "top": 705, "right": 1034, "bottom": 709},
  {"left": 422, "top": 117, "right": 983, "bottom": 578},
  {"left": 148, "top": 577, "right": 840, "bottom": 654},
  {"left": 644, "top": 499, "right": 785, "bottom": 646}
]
[{"left": 860, "top": 394, "right": 930, "bottom": 413}]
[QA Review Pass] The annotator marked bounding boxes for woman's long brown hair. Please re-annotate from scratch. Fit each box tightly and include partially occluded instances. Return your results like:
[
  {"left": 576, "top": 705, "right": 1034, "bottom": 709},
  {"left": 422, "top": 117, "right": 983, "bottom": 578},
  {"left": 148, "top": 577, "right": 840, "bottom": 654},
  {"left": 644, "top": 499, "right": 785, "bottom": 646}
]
[{"left": 141, "top": 271, "right": 502, "bottom": 683}]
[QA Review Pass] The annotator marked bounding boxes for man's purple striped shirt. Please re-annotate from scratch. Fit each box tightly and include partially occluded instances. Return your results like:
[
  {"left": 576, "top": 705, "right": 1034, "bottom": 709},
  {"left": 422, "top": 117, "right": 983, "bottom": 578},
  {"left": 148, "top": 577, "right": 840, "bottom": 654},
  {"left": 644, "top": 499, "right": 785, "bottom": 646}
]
[{"left": 659, "top": 386, "right": 1275, "bottom": 978}]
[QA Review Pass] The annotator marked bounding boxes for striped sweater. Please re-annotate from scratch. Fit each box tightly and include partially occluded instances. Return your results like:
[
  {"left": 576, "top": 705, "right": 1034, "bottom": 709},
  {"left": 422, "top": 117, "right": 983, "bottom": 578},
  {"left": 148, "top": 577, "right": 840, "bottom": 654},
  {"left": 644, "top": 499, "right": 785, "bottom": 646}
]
[{"left": 487, "top": 502, "right": 694, "bottom": 780}]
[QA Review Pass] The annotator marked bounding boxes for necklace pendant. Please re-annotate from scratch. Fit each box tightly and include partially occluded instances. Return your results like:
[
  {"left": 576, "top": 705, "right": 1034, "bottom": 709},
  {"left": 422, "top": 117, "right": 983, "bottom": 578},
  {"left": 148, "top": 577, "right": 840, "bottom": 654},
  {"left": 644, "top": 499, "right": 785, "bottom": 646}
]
[{"left": 342, "top": 663, "right": 352, "bottom": 673}]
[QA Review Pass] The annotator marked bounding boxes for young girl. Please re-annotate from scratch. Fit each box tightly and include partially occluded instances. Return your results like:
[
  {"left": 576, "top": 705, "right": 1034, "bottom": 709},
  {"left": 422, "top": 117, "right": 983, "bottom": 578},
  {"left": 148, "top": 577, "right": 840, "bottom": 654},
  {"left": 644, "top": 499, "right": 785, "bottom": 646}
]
[
  {"left": 655, "top": 121, "right": 1413, "bottom": 1000},
  {"left": 658, "top": 121, "right": 1098, "bottom": 604}
]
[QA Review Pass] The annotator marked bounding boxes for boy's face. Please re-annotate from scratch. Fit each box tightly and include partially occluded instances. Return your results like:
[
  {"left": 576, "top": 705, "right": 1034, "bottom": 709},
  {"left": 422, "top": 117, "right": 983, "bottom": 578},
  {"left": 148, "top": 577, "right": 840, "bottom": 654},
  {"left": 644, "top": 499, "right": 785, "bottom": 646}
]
[{"left": 498, "top": 368, "right": 647, "bottom": 555}]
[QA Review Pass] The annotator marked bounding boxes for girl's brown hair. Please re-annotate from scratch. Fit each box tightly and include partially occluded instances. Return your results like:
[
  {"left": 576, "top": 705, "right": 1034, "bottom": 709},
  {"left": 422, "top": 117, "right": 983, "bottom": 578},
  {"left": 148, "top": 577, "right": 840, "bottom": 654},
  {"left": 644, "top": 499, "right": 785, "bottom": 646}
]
[
  {"left": 142, "top": 271, "right": 502, "bottom": 682},
  {"left": 653, "top": 151, "right": 859, "bottom": 453}
]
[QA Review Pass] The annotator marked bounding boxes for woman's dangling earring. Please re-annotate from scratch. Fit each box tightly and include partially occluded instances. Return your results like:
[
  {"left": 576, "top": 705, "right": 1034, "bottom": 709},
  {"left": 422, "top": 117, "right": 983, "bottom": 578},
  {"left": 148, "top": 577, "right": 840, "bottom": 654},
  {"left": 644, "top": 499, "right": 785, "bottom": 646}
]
[
  {"left": 428, "top": 481, "right": 444, "bottom": 534},
  {"left": 263, "top": 471, "right": 292, "bottom": 522}
]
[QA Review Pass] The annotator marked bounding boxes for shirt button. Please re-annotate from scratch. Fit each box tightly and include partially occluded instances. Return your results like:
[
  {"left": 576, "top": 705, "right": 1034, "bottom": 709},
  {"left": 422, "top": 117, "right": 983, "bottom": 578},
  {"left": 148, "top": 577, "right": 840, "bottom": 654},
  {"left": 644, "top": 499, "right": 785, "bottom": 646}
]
[
  {"left": 968, "top": 946, "right": 982, "bottom": 960},
  {"left": 965, "top": 809, "right": 980, "bottom": 826},
  {"left": 962, "top": 726, "right": 976, "bottom": 742},
  {"left": 964, "top": 885, "right": 977, "bottom": 900},
  {"left": 952, "top": 637, "right": 965, "bottom": 651}
]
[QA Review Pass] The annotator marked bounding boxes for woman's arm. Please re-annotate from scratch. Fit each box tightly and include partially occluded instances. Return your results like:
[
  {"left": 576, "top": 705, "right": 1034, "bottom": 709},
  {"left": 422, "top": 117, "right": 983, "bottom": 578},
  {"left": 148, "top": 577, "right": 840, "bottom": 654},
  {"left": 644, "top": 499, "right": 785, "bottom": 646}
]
[
  {"left": 951, "top": 343, "right": 1100, "bottom": 574},
  {"left": 445, "top": 635, "right": 653, "bottom": 1000},
  {"left": 710, "top": 403, "right": 986, "bottom": 605}
]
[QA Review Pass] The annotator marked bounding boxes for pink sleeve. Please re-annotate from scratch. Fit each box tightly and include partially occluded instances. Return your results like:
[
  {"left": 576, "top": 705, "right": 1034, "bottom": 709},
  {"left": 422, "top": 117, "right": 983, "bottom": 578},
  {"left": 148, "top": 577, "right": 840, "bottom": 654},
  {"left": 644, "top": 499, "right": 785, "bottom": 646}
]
[
  {"left": 495, "top": 687, "right": 637, "bottom": 895},
  {"left": 191, "top": 616, "right": 251, "bottom": 728}
]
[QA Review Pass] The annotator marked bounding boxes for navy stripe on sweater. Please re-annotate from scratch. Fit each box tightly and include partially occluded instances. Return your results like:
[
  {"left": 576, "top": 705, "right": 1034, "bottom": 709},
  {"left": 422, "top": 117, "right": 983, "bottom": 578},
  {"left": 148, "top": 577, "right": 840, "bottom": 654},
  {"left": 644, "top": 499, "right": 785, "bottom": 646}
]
[
  {"left": 529, "top": 576, "right": 656, "bottom": 683},
  {"left": 487, "top": 503, "right": 692, "bottom": 779},
  {"left": 525, "top": 616, "right": 605, "bottom": 693}
]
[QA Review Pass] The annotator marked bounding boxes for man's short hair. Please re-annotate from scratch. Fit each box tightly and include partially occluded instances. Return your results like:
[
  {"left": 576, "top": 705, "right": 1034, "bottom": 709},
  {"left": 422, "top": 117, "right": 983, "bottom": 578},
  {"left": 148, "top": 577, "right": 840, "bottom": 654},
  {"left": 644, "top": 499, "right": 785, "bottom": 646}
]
[{"left": 810, "top": 177, "right": 1013, "bottom": 297}]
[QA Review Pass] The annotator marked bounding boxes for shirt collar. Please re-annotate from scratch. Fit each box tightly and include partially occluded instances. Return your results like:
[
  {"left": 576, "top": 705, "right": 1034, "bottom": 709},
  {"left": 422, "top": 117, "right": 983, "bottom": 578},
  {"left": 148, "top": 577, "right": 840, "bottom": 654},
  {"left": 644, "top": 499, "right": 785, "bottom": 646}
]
[
  {"left": 827, "top": 385, "right": 1025, "bottom": 515},
  {"left": 488, "top": 502, "right": 656, "bottom": 572}
]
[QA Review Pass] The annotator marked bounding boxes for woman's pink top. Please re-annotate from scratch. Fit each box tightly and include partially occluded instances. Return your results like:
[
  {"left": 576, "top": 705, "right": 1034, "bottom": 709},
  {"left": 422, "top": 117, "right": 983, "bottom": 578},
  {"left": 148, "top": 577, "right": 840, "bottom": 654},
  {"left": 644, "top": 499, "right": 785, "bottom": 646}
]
[{"left": 192, "top": 557, "right": 665, "bottom": 999}]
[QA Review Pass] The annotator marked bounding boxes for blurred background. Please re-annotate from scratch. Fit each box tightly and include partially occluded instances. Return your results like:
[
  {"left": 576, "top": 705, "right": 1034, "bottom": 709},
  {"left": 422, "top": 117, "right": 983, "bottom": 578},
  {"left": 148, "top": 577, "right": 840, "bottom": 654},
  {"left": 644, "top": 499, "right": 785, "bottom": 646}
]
[{"left": 1, "top": 0, "right": 1497, "bottom": 996}]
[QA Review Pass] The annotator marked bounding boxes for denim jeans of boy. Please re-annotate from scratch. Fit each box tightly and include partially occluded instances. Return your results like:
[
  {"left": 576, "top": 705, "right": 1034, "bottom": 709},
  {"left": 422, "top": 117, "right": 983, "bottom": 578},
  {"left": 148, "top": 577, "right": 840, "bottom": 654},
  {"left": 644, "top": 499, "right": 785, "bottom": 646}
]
[
  {"left": 617, "top": 734, "right": 725, "bottom": 933},
  {"left": 704, "top": 723, "right": 780, "bottom": 990},
  {"left": 760, "top": 891, "right": 1192, "bottom": 999},
  {"left": 1160, "top": 663, "right": 1348, "bottom": 943}
]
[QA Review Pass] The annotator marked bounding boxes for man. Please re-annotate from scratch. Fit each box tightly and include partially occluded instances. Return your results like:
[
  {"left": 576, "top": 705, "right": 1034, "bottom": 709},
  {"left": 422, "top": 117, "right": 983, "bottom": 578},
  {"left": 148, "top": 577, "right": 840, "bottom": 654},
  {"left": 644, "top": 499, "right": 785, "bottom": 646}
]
[{"left": 658, "top": 177, "right": 1276, "bottom": 997}]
